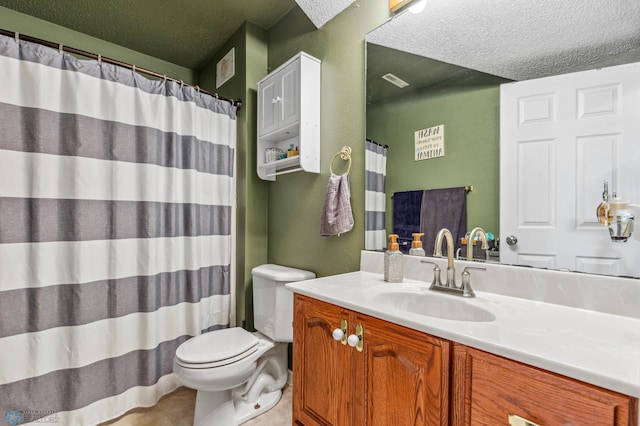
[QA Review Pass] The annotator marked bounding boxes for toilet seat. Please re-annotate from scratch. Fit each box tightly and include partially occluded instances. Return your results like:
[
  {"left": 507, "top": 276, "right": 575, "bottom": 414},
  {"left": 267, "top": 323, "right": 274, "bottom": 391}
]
[{"left": 176, "top": 328, "right": 259, "bottom": 369}]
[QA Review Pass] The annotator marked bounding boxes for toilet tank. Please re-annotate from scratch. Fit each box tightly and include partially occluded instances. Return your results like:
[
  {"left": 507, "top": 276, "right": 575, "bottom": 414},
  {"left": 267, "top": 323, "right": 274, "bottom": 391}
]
[{"left": 251, "top": 264, "right": 315, "bottom": 342}]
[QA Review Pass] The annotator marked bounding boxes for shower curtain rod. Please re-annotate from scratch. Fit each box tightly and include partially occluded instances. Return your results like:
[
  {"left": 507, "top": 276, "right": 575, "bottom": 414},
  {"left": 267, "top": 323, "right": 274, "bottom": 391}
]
[
  {"left": 0, "top": 28, "right": 243, "bottom": 111},
  {"left": 366, "top": 138, "right": 389, "bottom": 149}
]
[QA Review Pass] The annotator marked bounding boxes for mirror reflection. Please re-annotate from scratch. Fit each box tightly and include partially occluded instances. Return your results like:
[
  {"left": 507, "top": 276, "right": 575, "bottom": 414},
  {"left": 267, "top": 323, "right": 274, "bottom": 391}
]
[{"left": 365, "top": 2, "right": 640, "bottom": 278}]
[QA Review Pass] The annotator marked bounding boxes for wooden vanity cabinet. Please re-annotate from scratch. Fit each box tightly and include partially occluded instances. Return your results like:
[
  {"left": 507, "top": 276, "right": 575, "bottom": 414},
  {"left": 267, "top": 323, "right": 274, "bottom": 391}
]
[
  {"left": 451, "top": 344, "right": 638, "bottom": 426},
  {"left": 293, "top": 294, "right": 450, "bottom": 425}
]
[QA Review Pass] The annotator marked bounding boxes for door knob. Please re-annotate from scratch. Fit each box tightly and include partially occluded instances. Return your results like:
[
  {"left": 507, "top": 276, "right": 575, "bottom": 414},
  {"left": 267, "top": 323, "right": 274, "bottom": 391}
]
[{"left": 506, "top": 235, "right": 518, "bottom": 246}]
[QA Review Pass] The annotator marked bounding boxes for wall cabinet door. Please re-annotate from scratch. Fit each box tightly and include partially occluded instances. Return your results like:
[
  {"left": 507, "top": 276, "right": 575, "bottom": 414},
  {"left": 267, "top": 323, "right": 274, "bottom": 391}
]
[
  {"left": 258, "top": 59, "right": 300, "bottom": 138},
  {"left": 258, "top": 77, "right": 279, "bottom": 136},
  {"left": 452, "top": 344, "right": 637, "bottom": 426},
  {"left": 293, "top": 294, "right": 449, "bottom": 426},
  {"left": 278, "top": 60, "right": 301, "bottom": 131}
]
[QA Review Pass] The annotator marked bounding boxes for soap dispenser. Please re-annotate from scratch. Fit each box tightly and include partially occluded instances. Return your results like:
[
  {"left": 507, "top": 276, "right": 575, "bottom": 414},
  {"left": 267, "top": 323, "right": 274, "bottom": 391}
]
[
  {"left": 409, "top": 232, "right": 426, "bottom": 256},
  {"left": 384, "top": 234, "right": 403, "bottom": 283},
  {"left": 607, "top": 196, "right": 636, "bottom": 242}
]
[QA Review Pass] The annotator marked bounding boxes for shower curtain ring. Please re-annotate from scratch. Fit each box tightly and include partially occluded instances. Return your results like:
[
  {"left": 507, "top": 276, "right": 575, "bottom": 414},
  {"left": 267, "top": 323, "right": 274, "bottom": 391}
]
[
  {"left": 97, "top": 54, "right": 102, "bottom": 64},
  {"left": 15, "top": 32, "right": 19, "bottom": 43},
  {"left": 132, "top": 65, "right": 136, "bottom": 75},
  {"left": 59, "top": 43, "right": 64, "bottom": 54}
]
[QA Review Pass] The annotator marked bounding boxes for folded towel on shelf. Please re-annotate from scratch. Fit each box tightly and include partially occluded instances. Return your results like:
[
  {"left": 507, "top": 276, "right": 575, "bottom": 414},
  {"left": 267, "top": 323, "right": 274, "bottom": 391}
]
[{"left": 320, "top": 173, "right": 354, "bottom": 236}]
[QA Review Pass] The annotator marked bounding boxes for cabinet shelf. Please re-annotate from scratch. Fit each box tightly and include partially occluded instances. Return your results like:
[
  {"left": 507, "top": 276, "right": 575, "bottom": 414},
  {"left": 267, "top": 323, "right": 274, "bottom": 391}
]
[{"left": 259, "top": 155, "right": 303, "bottom": 177}]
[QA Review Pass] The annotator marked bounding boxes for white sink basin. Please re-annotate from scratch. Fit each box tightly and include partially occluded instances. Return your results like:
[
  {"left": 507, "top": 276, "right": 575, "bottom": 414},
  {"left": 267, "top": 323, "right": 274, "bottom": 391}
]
[{"left": 371, "top": 289, "right": 496, "bottom": 322}]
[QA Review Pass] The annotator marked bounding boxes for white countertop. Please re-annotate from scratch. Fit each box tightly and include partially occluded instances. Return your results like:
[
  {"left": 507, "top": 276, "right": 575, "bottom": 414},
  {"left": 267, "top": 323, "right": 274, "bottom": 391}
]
[{"left": 286, "top": 270, "right": 640, "bottom": 399}]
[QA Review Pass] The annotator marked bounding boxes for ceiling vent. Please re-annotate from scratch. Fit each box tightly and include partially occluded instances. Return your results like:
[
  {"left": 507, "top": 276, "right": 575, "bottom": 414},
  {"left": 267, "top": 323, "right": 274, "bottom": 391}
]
[{"left": 382, "top": 73, "right": 409, "bottom": 88}]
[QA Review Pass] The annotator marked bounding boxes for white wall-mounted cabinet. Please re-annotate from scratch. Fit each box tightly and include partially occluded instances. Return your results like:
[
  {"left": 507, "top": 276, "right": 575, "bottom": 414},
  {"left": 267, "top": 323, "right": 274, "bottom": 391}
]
[{"left": 257, "top": 52, "right": 320, "bottom": 180}]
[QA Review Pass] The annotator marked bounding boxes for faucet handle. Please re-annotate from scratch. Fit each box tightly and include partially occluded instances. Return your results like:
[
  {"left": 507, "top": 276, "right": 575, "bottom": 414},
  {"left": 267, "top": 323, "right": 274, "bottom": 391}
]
[
  {"left": 421, "top": 260, "right": 443, "bottom": 288},
  {"left": 460, "top": 266, "right": 486, "bottom": 297}
]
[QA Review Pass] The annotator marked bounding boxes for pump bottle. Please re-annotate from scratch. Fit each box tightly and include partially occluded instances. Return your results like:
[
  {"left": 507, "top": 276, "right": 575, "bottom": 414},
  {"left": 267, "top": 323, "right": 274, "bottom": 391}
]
[
  {"left": 408, "top": 232, "right": 426, "bottom": 256},
  {"left": 384, "top": 234, "right": 403, "bottom": 283}
]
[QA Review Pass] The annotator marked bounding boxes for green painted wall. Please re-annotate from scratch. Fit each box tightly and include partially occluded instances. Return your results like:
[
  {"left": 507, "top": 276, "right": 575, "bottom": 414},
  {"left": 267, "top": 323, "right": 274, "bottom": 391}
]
[
  {"left": 367, "top": 85, "right": 502, "bottom": 238},
  {"left": 266, "top": 2, "right": 391, "bottom": 277},
  {"left": 197, "top": 23, "right": 269, "bottom": 329},
  {"left": 0, "top": 6, "right": 193, "bottom": 82}
]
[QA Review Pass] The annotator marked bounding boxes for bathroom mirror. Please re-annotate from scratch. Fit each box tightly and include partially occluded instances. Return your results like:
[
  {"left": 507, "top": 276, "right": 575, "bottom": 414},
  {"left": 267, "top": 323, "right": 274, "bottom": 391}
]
[{"left": 365, "top": 0, "right": 640, "bottom": 278}]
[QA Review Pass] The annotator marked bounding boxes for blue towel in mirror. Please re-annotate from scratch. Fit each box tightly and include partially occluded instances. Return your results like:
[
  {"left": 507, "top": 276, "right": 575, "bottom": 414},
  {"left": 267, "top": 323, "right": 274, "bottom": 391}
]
[{"left": 392, "top": 190, "right": 424, "bottom": 253}]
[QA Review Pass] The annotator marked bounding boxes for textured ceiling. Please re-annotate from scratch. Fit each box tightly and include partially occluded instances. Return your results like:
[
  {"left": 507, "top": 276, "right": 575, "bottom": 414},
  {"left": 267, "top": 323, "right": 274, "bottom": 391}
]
[
  {"left": 295, "top": 0, "right": 355, "bottom": 28},
  {"left": 366, "top": 44, "right": 510, "bottom": 105},
  {"left": 0, "top": 0, "right": 299, "bottom": 69},
  {"left": 368, "top": 0, "right": 640, "bottom": 81}
]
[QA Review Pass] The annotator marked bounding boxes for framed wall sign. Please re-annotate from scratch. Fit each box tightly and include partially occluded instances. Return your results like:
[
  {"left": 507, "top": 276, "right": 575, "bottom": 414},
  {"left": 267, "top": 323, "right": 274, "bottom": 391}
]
[
  {"left": 216, "top": 48, "right": 235, "bottom": 88},
  {"left": 415, "top": 124, "right": 445, "bottom": 161}
]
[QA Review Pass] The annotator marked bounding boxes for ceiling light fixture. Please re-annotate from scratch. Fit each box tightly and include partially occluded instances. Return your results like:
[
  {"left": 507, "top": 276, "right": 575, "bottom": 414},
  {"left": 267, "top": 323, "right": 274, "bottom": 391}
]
[{"left": 389, "top": 0, "right": 427, "bottom": 14}]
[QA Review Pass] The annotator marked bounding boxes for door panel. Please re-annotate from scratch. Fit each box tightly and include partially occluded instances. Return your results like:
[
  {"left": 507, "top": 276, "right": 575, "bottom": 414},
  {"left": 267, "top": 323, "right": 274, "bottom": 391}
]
[{"left": 501, "top": 62, "right": 640, "bottom": 277}]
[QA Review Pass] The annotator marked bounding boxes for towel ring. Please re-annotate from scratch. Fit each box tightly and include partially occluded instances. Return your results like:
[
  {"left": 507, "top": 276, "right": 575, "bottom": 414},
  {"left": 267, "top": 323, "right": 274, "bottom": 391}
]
[{"left": 330, "top": 146, "right": 352, "bottom": 175}]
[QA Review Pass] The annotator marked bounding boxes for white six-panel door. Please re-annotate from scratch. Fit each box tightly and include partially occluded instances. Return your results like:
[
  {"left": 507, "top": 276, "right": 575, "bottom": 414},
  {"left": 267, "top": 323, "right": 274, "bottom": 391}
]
[{"left": 500, "top": 62, "right": 640, "bottom": 277}]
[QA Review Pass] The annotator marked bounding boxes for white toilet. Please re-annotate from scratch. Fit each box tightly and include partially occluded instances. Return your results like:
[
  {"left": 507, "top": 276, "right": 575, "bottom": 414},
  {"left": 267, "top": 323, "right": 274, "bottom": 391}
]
[{"left": 173, "top": 264, "right": 315, "bottom": 425}]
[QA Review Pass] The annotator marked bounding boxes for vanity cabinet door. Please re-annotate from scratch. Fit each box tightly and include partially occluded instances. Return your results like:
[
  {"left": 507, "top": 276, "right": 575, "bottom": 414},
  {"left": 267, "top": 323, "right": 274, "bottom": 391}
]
[
  {"left": 293, "top": 294, "right": 450, "bottom": 426},
  {"left": 293, "top": 295, "right": 354, "bottom": 426},
  {"left": 353, "top": 313, "right": 450, "bottom": 426},
  {"left": 452, "top": 344, "right": 638, "bottom": 426}
]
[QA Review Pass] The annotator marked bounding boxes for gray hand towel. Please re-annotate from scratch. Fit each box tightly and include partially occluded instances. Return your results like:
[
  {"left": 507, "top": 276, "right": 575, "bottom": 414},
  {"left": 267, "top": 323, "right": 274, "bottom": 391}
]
[{"left": 320, "top": 173, "right": 354, "bottom": 236}]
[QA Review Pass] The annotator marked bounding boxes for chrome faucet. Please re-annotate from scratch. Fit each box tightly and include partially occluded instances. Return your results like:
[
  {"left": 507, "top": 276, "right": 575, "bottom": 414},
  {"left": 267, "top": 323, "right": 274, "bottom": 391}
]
[
  {"left": 466, "top": 227, "right": 490, "bottom": 261},
  {"left": 433, "top": 228, "right": 456, "bottom": 288}
]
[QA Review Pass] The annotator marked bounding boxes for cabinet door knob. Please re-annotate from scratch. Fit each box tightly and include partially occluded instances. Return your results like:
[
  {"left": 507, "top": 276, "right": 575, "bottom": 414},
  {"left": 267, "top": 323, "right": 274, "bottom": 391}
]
[
  {"left": 347, "top": 334, "right": 360, "bottom": 347},
  {"left": 272, "top": 96, "right": 282, "bottom": 104},
  {"left": 347, "top": 324, "right": 364, "bottom": 352},
  {"left": 508, "top": 414, "right": 540, "bottom": 426},
  {"left": 332, "top": 319, "right": 348, "bottom": 345}
]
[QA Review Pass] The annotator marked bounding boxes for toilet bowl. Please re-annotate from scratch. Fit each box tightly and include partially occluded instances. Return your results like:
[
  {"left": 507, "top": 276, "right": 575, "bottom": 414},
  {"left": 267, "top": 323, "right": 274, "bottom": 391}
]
[{"left": 173, "top": 264, "right": 315, "bottom": 426}]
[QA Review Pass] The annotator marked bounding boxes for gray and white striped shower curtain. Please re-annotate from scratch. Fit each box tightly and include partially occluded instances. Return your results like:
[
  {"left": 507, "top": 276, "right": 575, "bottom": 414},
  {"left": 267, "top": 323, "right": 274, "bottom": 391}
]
[
  {"left": 0, "top": 34, "right": 236, "bottom": 425},
  {"left": 365, "top": 140, "right": 387, "bottom": 250}
]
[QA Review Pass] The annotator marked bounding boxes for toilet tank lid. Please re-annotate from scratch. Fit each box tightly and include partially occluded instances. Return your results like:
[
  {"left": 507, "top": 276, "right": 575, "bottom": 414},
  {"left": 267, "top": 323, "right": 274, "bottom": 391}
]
[{"left": 252, "top": 264, "right": 316, "bottom": 282}]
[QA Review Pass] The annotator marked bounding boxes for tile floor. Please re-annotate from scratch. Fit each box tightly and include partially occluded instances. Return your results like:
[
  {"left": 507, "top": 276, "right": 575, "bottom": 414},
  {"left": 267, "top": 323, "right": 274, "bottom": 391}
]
[{"left": 101, "top": 385, "right": 292, "bottom": 426}]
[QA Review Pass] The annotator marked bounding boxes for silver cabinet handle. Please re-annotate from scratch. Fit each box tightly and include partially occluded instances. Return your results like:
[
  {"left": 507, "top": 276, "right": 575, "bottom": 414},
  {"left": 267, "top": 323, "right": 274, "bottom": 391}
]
[
  {"left": 505, "top": 235, "right": 518, "bottom": 246},
  {"left": 508, "top": 414, "right": 540, "bottom": 426}
]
